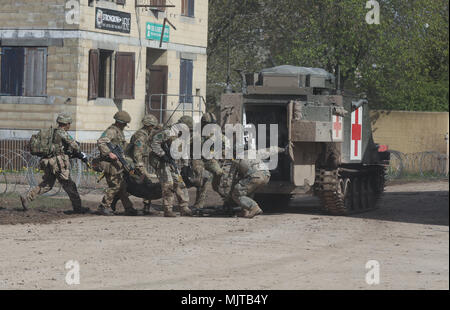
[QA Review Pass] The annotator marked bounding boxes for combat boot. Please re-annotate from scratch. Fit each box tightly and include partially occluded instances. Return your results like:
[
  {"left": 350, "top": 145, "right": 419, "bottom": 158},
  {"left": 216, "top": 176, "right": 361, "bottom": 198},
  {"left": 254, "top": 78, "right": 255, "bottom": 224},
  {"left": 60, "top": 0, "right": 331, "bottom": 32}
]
[
  {"left": 163, "top": 206, "right": 177, "bottom": 217},
  {"left": 180, "top": 206, "right": 193, "bottom": 217},
  {"left": 97, "top": 205, "right": 114, "bottom": 216},
  {"left": 242, "top": 205, "right": 263, "bottom": 219},
  {"left": 20, "top": 195, "right": 29, "bottom": 211},
  {"left": 164, "top": 210, "right": 177, "bottom": 217},
  {"left": 192, "top": 202, "right": 204, "bottom": 209},
  {"left": 143, "top": 205, "right": 159, "bottom": 216}
]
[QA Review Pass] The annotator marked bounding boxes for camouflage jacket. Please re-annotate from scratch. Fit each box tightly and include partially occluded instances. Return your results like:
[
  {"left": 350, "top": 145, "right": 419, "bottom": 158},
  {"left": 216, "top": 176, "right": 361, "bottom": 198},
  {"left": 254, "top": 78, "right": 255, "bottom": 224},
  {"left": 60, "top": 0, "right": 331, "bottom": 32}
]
[
  {"left": 52, "top": 128, "right": 81, "bottom": 156},
  {"left": 150, "top": 124, "right": 183, "bottom": 158},
  {"left": 229, "top": 148, "right": 280, "bottom": 180},
  {"left": 128, "top": 127, "right": 158, "bottom": 176},
  {"left": 97, "top": 124, "right": 128, "bottom": 157},
  {"left": 200, "top": 133, "right": 229, "bottom": 176}
]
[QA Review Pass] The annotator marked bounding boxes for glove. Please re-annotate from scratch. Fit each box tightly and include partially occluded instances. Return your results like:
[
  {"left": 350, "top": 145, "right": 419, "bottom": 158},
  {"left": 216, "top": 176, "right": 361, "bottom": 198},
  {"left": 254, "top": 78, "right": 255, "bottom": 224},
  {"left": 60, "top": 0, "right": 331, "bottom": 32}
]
[{"left": 80, "top": 152, "right": 89, "bottom": 164}]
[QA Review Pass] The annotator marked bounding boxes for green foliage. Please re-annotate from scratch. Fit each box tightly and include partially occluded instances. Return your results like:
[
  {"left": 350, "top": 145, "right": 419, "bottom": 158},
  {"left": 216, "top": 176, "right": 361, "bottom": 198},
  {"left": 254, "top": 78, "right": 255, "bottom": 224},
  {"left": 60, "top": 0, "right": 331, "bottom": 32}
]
[{"left": 208, "top": 0, "right": 449, "bottom": 112}]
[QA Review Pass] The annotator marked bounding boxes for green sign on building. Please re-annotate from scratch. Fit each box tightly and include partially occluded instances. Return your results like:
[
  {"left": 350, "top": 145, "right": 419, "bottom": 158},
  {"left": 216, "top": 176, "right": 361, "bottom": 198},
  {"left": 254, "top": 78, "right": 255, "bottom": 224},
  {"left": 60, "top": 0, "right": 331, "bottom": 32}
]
[{"left": 146, "top": 22, "right": 170, "bottom": 42}]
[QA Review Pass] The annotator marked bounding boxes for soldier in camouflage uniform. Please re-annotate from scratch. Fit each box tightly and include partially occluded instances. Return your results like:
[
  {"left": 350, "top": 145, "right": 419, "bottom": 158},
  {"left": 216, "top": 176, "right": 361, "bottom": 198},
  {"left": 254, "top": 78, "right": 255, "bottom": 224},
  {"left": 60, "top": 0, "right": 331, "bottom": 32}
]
[
  {"left": 187, "top": 112, "right": 231, "bottom": 209},
  {"left": 228, "top": 157, "right": 269, "bottom": 218},
  {"left": 20, "top": 114, "right": 90, "bottom": 214},
  {"left": 200, "top": 112, "right": 227, "bottom": 195},
  {"left": 127, "top": 114, "right": 160, "bottom": 214},
  {"left": 216, "top": 148, "right": 282, "bottom": 218},
  {"left": 96, "top": 111, "right": 137, "bottom": 216},
  {"left": 150, "top": 116, "right": 193, "bottom": 217}
]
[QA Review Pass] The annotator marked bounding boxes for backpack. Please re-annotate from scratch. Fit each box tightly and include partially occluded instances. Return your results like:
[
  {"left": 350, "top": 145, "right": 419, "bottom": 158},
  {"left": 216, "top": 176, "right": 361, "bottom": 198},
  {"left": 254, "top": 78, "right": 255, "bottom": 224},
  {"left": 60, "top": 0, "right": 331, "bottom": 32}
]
[{"left": 29, "top": 127, "right": 55, "bottom": 157}]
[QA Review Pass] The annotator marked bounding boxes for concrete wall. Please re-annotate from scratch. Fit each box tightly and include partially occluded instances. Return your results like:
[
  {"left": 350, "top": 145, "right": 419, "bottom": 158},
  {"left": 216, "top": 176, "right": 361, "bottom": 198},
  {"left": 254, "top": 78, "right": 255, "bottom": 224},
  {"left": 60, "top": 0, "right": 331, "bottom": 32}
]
[{"left": 371, "top": 110, "right": 449, "bottom": 154}]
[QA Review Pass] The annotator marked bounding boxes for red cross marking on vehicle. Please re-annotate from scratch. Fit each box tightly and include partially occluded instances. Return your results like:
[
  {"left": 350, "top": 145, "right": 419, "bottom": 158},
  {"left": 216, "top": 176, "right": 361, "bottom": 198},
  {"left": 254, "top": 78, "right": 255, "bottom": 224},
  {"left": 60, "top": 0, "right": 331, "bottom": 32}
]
[
  {"left": 333, "top": 116, "right": 342, "bottom": 138},
  {"left": 352, "top": 108, "right": 362, "bottom": 157}
]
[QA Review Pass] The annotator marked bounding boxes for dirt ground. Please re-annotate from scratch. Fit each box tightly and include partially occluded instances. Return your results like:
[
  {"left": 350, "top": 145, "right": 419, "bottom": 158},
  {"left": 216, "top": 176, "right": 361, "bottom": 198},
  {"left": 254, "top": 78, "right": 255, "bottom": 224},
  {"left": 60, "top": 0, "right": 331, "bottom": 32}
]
[{"left": 0, "top": 180, "right": 448, "bottom": 290}]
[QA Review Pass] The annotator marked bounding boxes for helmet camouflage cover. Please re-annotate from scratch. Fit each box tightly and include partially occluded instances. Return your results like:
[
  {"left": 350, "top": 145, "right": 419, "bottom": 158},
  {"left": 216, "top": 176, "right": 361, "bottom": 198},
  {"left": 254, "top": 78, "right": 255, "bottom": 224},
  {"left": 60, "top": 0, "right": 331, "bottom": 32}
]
[
  {"left": 114, "top": 111, "right": 131, "bottom": 124},
  {"left": 178, "top": 115, "right": 193, "bottom": 130},
  {"left": 201, "top": 112, "right": 217, "bottom": 125},
  {"left": 142, "top": 114, "right": 158, "bottom": 127},
  {"left": 56, "top": 113, "right": 72, "bottom": 125}
]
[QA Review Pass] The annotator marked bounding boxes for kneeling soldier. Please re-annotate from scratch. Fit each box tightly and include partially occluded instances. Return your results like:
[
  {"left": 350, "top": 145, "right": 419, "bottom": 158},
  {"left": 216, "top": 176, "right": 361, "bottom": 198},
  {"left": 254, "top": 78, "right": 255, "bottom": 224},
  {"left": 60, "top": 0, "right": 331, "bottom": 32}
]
[
  {"left": 228, "top": 157, "right": 270, "bottom": 218},
  {"left": 215, "top": 148, "right": 283, "bottom": 218},
  {"left": 21, "top": 114, "right": 90, "bottom": 214}
]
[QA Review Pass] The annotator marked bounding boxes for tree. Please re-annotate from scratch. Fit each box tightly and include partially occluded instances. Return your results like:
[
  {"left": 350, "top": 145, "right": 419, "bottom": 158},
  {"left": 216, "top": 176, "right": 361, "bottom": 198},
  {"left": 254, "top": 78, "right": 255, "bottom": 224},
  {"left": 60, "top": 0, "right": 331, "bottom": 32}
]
[{"left": 207, "top": 0, "right": 449, "bottom": 112}]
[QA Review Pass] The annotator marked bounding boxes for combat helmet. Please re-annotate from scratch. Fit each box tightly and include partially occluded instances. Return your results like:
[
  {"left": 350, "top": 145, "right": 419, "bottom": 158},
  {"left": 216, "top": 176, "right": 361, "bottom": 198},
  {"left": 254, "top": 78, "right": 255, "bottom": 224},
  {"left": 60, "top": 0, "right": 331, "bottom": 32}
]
[
  {"left": 201, "top": 112, "right": 217, "bottom": 125},
  {"left": 114, "top": 111, "right": 131, "bottom": 124},
  {"left": 56, "top": 113, "right": 72, "bottom": 125},
  {"left": 178, "top": 115, "right": 194, "bottom": 130},
  {"left": 142, "top": 114, "right": 158, "bottom": 127}
]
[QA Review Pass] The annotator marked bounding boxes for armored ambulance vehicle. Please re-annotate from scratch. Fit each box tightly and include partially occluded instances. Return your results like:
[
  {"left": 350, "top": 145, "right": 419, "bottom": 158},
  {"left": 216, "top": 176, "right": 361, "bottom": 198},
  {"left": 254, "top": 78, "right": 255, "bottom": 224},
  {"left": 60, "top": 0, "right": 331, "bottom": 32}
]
[{"left": 221, "top": 65, "right": 389, "bottom": 215}]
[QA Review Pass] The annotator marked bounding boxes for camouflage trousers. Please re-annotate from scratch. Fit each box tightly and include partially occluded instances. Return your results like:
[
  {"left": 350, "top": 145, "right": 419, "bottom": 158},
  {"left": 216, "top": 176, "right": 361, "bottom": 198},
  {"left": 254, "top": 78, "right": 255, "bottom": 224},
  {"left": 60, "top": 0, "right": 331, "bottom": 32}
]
[
  {"left": 191, "top": 160, "right": 211, "bottom": 209},
  {"left": 27, "top": 156, "right": 82, "bottom": 210},
  {"left": 100, "top": 171, "right": 133, "bottom": 211},
  {"left": 156, "top": 162, "right": 189, "bottom": 212},
  {"left": 231, "top": 171, "right": 270, "bottom": 210}
]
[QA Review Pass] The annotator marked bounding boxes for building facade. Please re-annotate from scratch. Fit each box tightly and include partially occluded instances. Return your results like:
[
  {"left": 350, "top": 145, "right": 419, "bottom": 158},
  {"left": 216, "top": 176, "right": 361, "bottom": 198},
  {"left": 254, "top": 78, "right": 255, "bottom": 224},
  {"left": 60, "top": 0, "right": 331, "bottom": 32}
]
[{"left": 0, "top": 0, "right": 208, "bottom": 141}]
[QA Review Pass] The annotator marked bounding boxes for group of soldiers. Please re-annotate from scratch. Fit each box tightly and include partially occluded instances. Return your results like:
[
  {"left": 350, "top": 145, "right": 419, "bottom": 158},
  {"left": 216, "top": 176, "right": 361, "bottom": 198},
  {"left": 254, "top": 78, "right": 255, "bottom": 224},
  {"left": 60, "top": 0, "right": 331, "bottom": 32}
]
[{"left": 20, "top": 110, "right": 272, "bottom": 219}]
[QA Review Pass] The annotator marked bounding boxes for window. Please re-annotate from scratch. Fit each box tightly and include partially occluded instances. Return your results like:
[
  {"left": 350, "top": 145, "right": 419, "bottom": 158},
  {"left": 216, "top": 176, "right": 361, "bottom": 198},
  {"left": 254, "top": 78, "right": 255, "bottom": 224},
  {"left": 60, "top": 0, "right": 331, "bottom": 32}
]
[
  {"left": 181, "top": 0, "right": 194, "bottom": 17},
  {"left": 179, "top": 59, "right": 193, "bottom": 103},
  {"left": 98, "top": 50, "right": 113, "bottom": 98},
  {"left": 0, "top": 47, "right": 47, "bottom": 97},
  {"left": 88, "top": 49, "right": 135, "bottom": 100}
]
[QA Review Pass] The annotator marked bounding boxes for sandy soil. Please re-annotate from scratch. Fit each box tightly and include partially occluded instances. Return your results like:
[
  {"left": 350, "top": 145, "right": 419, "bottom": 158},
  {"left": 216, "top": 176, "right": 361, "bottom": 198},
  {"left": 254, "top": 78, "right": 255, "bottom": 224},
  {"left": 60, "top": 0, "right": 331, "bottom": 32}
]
[{"left": 0, "top": 181, "right": 448, "bottom": 290}]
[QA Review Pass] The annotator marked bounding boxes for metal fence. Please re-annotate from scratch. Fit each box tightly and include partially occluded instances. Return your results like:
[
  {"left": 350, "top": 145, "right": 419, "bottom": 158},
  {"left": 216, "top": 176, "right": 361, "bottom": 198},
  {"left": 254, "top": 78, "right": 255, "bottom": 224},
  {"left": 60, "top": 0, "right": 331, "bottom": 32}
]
[
  {"left": 147, "top": 94, "right": 206, "bottom": 123},
  {"left": 386, "top": 150, "right": 449, "bottom": 179},
  {"left": 1, "top": 139, "right": 448, "bottom": 197},
  {"left": 0, "top": 139, "right": 103, "bottom": 196}
]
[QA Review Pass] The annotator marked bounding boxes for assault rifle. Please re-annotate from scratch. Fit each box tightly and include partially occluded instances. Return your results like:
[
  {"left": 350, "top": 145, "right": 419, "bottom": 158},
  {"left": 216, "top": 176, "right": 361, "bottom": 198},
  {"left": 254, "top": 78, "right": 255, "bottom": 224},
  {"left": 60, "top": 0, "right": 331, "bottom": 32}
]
[
  {"left": 106, "top": 142, "right": 134, "bottom": 175},
  {"left": 161, "top": 142, "right": 180, "bottom": 175}
]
